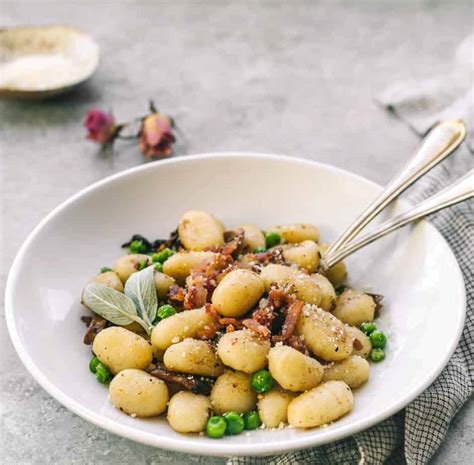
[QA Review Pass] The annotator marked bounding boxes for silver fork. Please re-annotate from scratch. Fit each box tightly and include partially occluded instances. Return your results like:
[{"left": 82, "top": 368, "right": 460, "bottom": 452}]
[{"left": 321, "top": 120, "right": 468, "bottom": 269}]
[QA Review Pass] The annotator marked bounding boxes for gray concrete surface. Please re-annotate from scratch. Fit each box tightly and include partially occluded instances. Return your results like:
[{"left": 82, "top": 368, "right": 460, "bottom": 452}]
[{"left": 1, "top": 1, "right": 472, "bottom": 464}]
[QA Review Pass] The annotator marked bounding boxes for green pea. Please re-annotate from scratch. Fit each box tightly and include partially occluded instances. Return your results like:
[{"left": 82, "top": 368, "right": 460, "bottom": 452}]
[
  {"left": 370, "top": 348, "right": 385, "bottom": 362},
  {"left": 129, "top": 239, "right": 147, "bottom": 254},
  {"left": 138, "top": 259, "right": 148, "bottom": 271},
  {"left": 95, "top": 363, "right": 112, "bottom": 384},
  {"left": 156, "top": 304, "right": 176, "bottom": 320},
  {"left": 100, "top": 267, "right": 113, "bottom": 274},
  {"left": 251, "top": 369, "right": 274, "bottom": 393},
  {"left": 89, "top": 356, "right": 101, "bottom": 374},
  {"left": 243, "top": 411, "right": 261, "bottom": 430},
  {"left": 370, "top": 330, "right": 387, "bottom": 349},
  {"left": 223, "top": 412, "right": 245, "bottom": 435},
  {"left": 154, "top": 262, "right": 163, "bottom": 272},
  {"left": 206, "top": 416, "right": 227, "bottom": 438},
  {"left": 253, "top": 246, "right": 267, "bottom": 254},
  {"left": 264, "top": 232, "right": 281, "bottom": 248},
  {"left": 360, "top": 322, "right": 377, "bottom": 335},
  {"left": 152, "top": 248, "right": 174, "bottom": 263}
]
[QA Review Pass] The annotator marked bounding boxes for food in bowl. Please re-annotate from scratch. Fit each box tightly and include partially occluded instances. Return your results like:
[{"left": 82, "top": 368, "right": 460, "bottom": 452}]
[{"left": 80, "top": 210, "right": 387, "bottom": 437}]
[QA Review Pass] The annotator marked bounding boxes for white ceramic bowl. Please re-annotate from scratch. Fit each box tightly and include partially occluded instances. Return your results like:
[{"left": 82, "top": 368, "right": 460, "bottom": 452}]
[{"left": 5, "top": 153, "right": 465, "bottom": 457}]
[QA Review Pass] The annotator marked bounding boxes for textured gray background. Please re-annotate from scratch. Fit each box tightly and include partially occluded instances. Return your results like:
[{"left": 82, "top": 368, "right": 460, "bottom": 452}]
[{"left": 1, "top": 1, "right": 473, "bottom": 464}]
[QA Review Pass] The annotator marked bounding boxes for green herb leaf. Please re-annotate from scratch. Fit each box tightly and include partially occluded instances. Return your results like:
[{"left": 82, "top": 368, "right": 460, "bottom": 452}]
[
  {"left": 124, "top": 265, "right": 158, "bottom": 325},
  {"left": 83, "top": 283, "right": 139, "bottom": 326}
]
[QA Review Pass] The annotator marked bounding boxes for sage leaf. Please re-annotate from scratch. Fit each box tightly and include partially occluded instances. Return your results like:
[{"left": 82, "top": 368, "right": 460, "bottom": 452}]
[
  {"left": 124, "top": 265, "right": 158, "bottom": 324},
  {"left": 83, "top": 282, "right": 139, "bottom": 326}
]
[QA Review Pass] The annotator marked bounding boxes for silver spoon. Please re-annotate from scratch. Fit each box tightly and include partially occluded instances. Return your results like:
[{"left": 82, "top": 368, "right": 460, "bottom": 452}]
[
  {"left": 322, "top": 120, "right": 467, "bottom": 269},
  {"left": 323, "top": 169, "right": 473, "bottom": 268}
]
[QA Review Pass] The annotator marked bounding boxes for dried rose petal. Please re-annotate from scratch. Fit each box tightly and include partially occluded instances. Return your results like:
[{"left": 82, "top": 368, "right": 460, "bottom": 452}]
[
  {"left": 84, "top": 109, "right": 116, "bottom": 145},
  {"left": 139, "top": 113, "right": 176, "bottom": 158}
]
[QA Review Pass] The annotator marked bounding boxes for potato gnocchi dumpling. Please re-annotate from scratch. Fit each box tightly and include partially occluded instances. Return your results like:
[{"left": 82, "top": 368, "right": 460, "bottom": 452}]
[
  {"left": 239, "top": 224, "right": 266, "bottom": 251},
  {"left": 162, "top": 251, "right": 217, "bottom": 283},
  {"left": 92, "top": 271, "right": 124, "bottom": 292},
  {"left": 81, "top": 210, "right": 387, "bottom": 438},
  {"left": 257, "top": 389, "right": 296, "bottom": 428},
  {"left": 151, "top": 307, "right": 215, "bottom": 351},
  {"left": 217, "top": 330, "right": 270, "bottom": 373},
  {"left": 268, "top": 345, "right": 323, "bottom": 392},
  {"left": 282, "top": 240, "right": 320, "bottom": 273},
  {"left": 109, "top": 369, "right": 169, "bottom": 417},
  {"left": 271, "top": 223, "right": 320, "bottom": 244},
  {"left": 212, "top": 269, "right": 265, "bottom": 317},
  {"left": 333, "top": 289, "right": 376, "bottom": 326},
  {"left": 211, "top": 371, "right": 257, "bottom": 414},
  {"left": 114, "top": 254, "right": 152, "bottom": 283},
  {"left": 288, "top": 380, "right": 353, "bottom": 428},
  {"left": 164, "top": 338, "right": 224, "bottom": 376},
  {"left": 93, "top": 327, "right": 153, "bottom": 374},
  {"left": 167, "top": 391, "right": 211, "bottom": 433},
  {"left": 179, "top": 210, "right": 224, "bottom": 251},
  {"left": 322, "top": 355, "right": 370, "bottom": 388},
  {"left": 260, "top": 264, "right": 323, "bottom": 306},
  {"left": 297, "top": 305, "right": 354, "bottom": 361}
]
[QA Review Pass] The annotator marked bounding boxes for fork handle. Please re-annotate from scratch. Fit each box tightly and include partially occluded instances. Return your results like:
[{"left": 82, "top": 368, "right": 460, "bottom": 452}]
[
  {"left": 324, "top": 120, "right": 467, "bottom": 260},
  {"left": 324, "top": 169, "right": 473, "bottom": 268}
]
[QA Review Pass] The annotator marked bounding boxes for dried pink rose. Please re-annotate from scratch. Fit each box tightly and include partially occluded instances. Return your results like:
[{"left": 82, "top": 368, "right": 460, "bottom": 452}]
[
  {"left": 139, "top": 113, "right": 176, "bottom": 158},
  {"left": 84, "top": 109, "right": 117, "bottom": 145}
]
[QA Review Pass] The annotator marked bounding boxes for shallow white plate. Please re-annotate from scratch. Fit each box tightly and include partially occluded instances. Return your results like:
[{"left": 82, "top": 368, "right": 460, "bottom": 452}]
[
  {"left": 0, "top": 25, "right": 99, "bottom": 99},
  {"left": 5, "top": 153, "right": 466, "bottom": 457}
]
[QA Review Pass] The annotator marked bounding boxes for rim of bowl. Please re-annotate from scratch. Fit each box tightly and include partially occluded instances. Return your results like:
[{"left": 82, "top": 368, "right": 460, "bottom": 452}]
[{"left": 5, "top": 152, "right": 466, "bottom": 457}]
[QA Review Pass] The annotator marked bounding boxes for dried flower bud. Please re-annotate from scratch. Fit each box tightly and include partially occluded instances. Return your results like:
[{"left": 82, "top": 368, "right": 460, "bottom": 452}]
[
  {"left": 84, "top": 109, "right": 117, "bottom": 145},
  {"left": 139, "top": 113, "right": 176, "bottom": 158}
]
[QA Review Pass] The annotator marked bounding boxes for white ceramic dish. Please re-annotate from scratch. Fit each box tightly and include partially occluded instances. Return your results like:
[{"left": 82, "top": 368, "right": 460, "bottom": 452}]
[
  {"left": 0, "top": 25, "right": 99, "bottom": 99},
  {"left": 5, "top": 153, "right": 466, "bottom": 457}
]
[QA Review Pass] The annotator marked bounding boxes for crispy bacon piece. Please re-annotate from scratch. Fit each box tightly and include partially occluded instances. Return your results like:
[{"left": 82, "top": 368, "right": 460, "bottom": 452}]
[
  {"left": 168, "top": 285, "right": 186, "bottom": 303},
  {"left": 286, "top": 335, "right": 309, "bottom": 355},
  {"left": 353, "top": 338, "right": 364, "bottom": 351},
  {"left": 149, "top": 365, "right": 214, "bottom": 394},
  {"left": 219, "top": 229, "right": 245, "bottom": 257},
  {"left": 242, "top": 319, "right": 271, "bottom": 338},
  {"left": 195, "top": 304, "right": 222, "bottom": 339},
  {"left": 183, "top": 278, "right": 208, "bottom": 310},
  {"left": 189, "top": 253, "right": 235, "bottom": 298},
  {"left": 81, "top": 314, "right": 107, "bottom": 345},
  {"left": 218, "top": 317, "right": 243, "bottom": 328},
  {"left": 267, "top": 287, "right": 295, "bottom": 309},
  {"left": 272, "top": 300, "right": 304, "bottom": 343},
  {"left": 251, "top": 307, "right": 276, "bottom": 329},
  {"left": 250, "top": 247, "right": 287, "bottom": 266}
]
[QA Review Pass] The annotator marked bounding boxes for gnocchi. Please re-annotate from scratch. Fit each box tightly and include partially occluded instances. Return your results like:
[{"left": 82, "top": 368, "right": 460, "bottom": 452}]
[
  {"left": 288, "top": 380, "right": 353, "bottom": 428},
  {"left": 217, "top": 329, "right": 270, "bottom": 373},
  {"left": 268, "top": 345, "right": 324, "bottom": 392},
  {"left": 109, "top": 369, "right": 169, "bottom": 417},
  {"left": 257, "top": 389, "right": 295, "bottom": 428},
  {"left": 92, "top": 327, "right": 153, "bottom": 374},
  {"left": 333, "top": 289, "right": 376, "bottom": 326},
  {"left": 211, "top": 371, "right": 257, "bottom": 414},
  {"left": 212, "top": 269, "right": 265, "bottom": 317},
  {"left": 179, "top": 210, "right": 224, "bottom": 251},
  {"left": 80, "top": 210, "right": 387, "bottom": 438},
  {"left": 167, "top": 391, "right": 211, "bottom": 433},
  {"left": 164, "top": 338, "right": 224, "bottom": 376}
]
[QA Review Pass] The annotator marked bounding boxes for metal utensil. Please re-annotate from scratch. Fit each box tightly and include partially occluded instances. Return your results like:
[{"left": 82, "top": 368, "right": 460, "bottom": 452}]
[
  {"left": 323, "top": 169, "right": 473, "bottom": 268},
  {"left": 322, "top": 120, "right": 467, "bottom": 268}
]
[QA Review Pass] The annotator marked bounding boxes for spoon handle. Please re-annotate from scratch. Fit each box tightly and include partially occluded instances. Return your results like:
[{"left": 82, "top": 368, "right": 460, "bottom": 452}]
[
  {"left": 324, "top": 169, "right": 473, "bottom": 268},
  {"left": 324, "top": 120, "right": 467, "bottom": 259}
]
